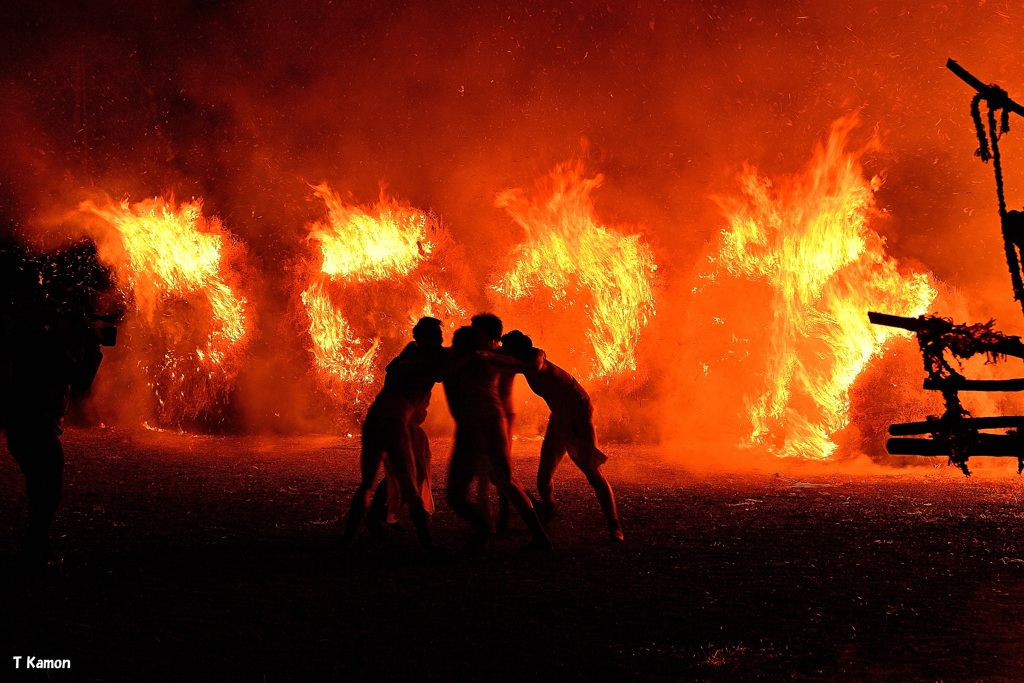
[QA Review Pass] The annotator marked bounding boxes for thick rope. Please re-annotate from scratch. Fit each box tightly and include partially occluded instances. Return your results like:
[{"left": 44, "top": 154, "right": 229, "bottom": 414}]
[
  {"left": 972, "top": 86, "right": 1024, "bottom": 313},
  {"left": 972, "top": 93, "right": 990, "bottom": 161}
]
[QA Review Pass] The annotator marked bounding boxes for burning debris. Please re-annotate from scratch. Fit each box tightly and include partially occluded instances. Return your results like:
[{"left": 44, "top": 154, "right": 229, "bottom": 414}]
[
  {"left": 491, "top": 159, "right": 657, "bottom": 382},
  {"left": 697, "top": 115, "right": 935, "bottom": 460},
  {"left": 31, "top": 114, "right": 971, "bottom": 463},
  {"left": 300, "top": 184, "right": 468, "bottom": 410},
  {"left": 78, "top": 196, "right": 253, "bottom": 427}
]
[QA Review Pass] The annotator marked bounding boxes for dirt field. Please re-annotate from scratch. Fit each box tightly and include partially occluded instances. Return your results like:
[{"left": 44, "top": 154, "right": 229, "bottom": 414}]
[{"left": 3, "top": 428, "right": 1024, "bottom": 681}]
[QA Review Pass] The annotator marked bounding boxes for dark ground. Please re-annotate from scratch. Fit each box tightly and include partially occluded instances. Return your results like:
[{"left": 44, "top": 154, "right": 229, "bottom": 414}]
[{"left": 3, "top": 428, "right": 1024, "bottom": 682}]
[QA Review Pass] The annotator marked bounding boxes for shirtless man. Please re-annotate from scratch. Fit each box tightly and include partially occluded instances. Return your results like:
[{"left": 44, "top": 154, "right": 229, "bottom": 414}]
[
  {"left": 471, "top": 314, "right": 517, "bottom": 441},
  {"left": 364, "top": 318, "right": 443, "bottom": 534},
  {"left": 471, "top": 313, "right": 514, "bottom": 530},
  {"left": 500, "top": 330, "right": 624, "bottom": 541},
  {"left": 443, "top": 325, "right": 551, "bottom": 550},
  {"left": 340, "top": 318, "right": 446, "bottom": 551}
]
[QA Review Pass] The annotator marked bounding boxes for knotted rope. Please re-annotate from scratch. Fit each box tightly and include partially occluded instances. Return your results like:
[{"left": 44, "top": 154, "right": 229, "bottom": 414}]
[{"left": 971, "top": 85, "right": 1024, "bottom": 314}]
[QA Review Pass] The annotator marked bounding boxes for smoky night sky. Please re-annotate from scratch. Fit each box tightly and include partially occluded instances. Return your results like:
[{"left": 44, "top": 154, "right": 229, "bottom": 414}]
[
  {"left": 2, "top": 1, "right": 1021, "bottom": 276},
  {"left": 4, "top": 0, "right": 1024, "bottom": 449}
]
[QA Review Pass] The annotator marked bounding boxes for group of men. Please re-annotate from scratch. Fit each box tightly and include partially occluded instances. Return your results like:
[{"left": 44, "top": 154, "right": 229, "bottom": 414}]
[
  {"left": 2, "top": 236, "right": 622, "bottom": 564},
  {"left": 340, "top": 313, "right": 623, "bottom": 552}
]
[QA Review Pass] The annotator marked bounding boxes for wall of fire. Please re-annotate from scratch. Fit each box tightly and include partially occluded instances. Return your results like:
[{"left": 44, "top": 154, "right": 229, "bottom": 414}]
[{"left": 4, "top": 1, "right": 1024, "bottom": 463}]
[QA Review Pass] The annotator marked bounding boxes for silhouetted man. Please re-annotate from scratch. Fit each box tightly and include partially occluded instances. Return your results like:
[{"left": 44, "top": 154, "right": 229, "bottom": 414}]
[
  {"left": 500, "top": 330, "right": 623, "bottom": 541},
  {"left": 443, "top": 323, "right": 551, "bottom": 550},
  {"left": 364, "top": 317, "right": 444, "bottom": 535},
  {"left": 340, "top": 317, "right": 446, "bottom": 551},
  {"left": 470, "top": 312, "right": 515, "bottom": 530},
  {"left": 2, "top": 239, "right": 114, "bottom": 566}
]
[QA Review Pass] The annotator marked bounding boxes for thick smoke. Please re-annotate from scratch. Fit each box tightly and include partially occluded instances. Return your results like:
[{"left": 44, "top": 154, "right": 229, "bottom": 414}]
[{"left": 3, "top": 1, "right": 1024, "bottom": 459}]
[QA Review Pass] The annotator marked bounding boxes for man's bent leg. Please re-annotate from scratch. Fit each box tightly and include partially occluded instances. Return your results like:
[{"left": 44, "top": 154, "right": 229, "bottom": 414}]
[
  {"left": 582, "top": 462, "right": 623, "bottom": 540},
  {"left": 486, "top": 425, "right": 551, "bottom": 549},
  {"left": 536, "top": 426, "right": 567, "bottom": 523},
  {"left": 446, "top": 429, "right": 488, "bottom": 533},
  {"left": 340, "top": 427, "right": 386, "bottom": 548}
]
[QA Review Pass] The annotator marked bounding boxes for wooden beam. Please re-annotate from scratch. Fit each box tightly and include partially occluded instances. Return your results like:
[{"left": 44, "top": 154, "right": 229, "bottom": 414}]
[
  {"left": 887, "top": 435, "right": 1024, "bottom": 456},
  {"left": 889, "top": 416, "right": 1024, "bottom": 435},
  {"left": 947, "top": 59, "right": 1024, "bottom": 118},
  {"left": 924, "top": 377, "right": 1024, "bottom": 392},
  {"left": 868, "top": 311, "right": 1024, "bottom": 360},
  {"left": 868, "top": 311, "right": 919, "bottom": 331}
]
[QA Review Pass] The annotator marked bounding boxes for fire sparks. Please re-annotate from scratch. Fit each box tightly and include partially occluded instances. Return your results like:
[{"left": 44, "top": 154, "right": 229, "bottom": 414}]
[
  {"left": 301, "top": 184, "right": 466, "bottom": 401},
  {"left": 79, "top": 196, "right": 252, "bottom": 425},
  {"left": 491, "top": 161, "right": 657, "bottom": 379},
  {"left": 705, "top": 116, "right": 936, "bottom": 459}
]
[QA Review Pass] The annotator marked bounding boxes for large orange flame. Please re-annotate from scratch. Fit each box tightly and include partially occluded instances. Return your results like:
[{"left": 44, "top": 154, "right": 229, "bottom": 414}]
[
  {"left": 491, "top": 160, "right": 657, "bottom": 380},
  {"left": 79, "top": 196, "right": 252, "bottom": 425},
  {"left": 301, "top": 183, "right": 466, "bottom": 404},
  {"left": 705, "top": 116, "right": 936, "bottom": 459}
]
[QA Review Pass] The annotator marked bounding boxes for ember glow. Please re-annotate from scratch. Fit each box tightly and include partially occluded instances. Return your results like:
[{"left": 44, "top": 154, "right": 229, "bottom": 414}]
[
  {"left": 79, "top": 197, "right": 252, "bottom": 425},
  {"left": 492, "top": 160, "right": 657, "bottom": 380},
  {"left": 301, "top": 184, "right": 466, "bottom": 402},
  {"left": 702, "top": 117, "right": 936, "bottom": 459}
]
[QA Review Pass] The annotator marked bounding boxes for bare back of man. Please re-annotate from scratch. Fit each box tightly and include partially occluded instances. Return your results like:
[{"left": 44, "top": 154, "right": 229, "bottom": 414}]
[
  {"left": 501, "top": 330, "right": 623, "bottom": 541},
  {"left": 340, "top": 318, "right": 446, "bottom": 551}
]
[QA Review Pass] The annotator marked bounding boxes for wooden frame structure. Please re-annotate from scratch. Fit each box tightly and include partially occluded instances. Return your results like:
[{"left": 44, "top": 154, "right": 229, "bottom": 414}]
[{"left": 869, "top": 61, "right": 1024, "bottom": 475}]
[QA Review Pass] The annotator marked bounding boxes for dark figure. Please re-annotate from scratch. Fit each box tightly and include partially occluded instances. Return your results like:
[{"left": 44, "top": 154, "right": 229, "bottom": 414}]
[
  {"left": 365, "top": 318, "right": 444, "bottom": 534},
  {"left": 500, "top": 330, "right": 623, "bottom": 541},
  {"left": 443, "top": 324, "right": 551, "bottom": 550},
  {"left": 471, "top": 313, "right": 517, "bottom": 438},
  {"left": 469, "top": 313, "right": 515, "bottom": 530},
  {"left": 340, "top": 317, "right": 446, "bottom": 551},
  {"left": 2, "top": 239, "right": 115, "bottom": 565}
]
